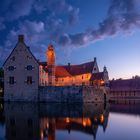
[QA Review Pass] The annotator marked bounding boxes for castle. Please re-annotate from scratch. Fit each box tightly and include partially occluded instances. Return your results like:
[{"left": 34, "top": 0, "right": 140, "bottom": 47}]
[
  {"left": 40, "top": 42, "right": 109, "bottom": 87},
  {"left": 3, "top": 35, "right": 109, "bottom": 101}
]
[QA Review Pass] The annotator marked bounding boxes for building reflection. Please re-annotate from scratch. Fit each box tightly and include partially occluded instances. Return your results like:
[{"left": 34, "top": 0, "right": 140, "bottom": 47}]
[{"left": 4, "top": 102, "right": 110, "bottom": 140}]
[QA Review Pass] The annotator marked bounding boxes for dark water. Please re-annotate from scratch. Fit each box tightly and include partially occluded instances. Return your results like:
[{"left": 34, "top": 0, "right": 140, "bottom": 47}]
[{"left": 0, "top": 101, "right": 140, "bottom": 140}]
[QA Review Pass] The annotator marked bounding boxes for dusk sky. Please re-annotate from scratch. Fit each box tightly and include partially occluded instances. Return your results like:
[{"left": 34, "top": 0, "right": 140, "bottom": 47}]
[{"left": 0, "top": 0, "right": 140, "bottom": 79}]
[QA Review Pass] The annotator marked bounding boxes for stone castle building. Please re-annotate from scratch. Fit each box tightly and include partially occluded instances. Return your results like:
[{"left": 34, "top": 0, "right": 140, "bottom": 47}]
[
  {"left": 3, "top": 35, "right": 109, "bottom": 101},
  {"left": 3, "top": 35, "right": 39, "bottom": 101},
  {"left": 39, "top": 44, "right": 109, "bottom": 87}
]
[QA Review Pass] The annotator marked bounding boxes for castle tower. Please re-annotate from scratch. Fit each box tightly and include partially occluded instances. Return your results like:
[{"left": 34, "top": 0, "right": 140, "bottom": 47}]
[{"left": 47, "top": 44, "right": 55, "bottom": 86}]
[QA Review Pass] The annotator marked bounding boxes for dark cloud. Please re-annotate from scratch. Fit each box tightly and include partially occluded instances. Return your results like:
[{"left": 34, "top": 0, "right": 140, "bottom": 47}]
[
  {"left": 0, "top": 0, "right": 80, "bottom": 64},
  {"left": 57, "top": 0, "right": 140, "bottom": 47},
  {"left": 0, "top": 0, "right": 79, "bottom": 30},
  {"left": 33, "top": 0, "right": 79, "bottom": 25},
  {"left": 0, "top": 0, "right": 34, "bottom": 21},
  {"left": 1, "top": 0, "right": 140, "bottom": 65},
  {"left": 0, "top": 20, "right": 46, "bottom": 65}
]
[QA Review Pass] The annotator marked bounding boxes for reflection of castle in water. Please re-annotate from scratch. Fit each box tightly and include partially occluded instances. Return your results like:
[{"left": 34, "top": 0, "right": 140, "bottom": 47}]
[{"left": 4, "top": 103, "right": 109, "bottom": 140}]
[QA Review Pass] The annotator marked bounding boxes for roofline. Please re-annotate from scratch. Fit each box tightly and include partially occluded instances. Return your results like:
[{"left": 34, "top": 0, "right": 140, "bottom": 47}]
[
  {"left": 26, "top": 43, "right": 39, "bottom": 64},
  {"left": 3, "top": 42, "right": 18, "bottom": 67},
  {"left": 3, "top": 41, "right": 39, "bottom": 67},
  {"left": 56, "top": 60, "right": 95, "bottom": 67}
]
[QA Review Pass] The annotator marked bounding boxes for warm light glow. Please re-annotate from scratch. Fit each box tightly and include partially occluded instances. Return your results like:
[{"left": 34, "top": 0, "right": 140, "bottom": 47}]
[
  {"left": 66, "top": 117, "right": 70, "bottom": 123},
  {"left": 82, "top": 118, "right": 91, "bottom": 127},
  {"left": 56, "top": 73, "right": 91, "bottom": 86},
  {"left": 46, "top": 122, "right": 49, "bottom": 129},
  {"left": 101, "top": 80, "right": 105, "bottom": 84},
  {"left": 40, "top": 131, "right": 44, "bottom": 139},
  {"left": 83, "top": 120, "right": 86, "bottom": 127},
  {"left": 100, "top": 114, "right": 104, "bottom": 123}
]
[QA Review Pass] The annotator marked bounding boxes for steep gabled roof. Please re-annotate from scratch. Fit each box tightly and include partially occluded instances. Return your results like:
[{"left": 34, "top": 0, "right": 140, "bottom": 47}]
[
  {"left": 39, "top": 61, "right": 96, "bottom": 78},
  {"left": 55, "top": 61, "right": 95, "bottom": 77},
  {"left": 3, "top": 42, "right": 38, "bottom": 67},
  {"left": 3, "top": 43, "right": 18, "bottom": 67},
  {"left": 65, "top": 61, "right": 95, "bottom": 75},
  {"left": 55, "top": 66, "right": 71, "bottom": 77},
  {"left": 90, "top": 72, "right": 104, "bottom": 81}
]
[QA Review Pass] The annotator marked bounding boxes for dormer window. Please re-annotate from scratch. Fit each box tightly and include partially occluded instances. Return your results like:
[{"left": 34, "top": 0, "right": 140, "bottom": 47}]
[
  {"left": 8, "top": 66, "right": 15, "bottom": 71},
  {"left": 26, "top": 65, "right": 33, "bottom": 70}
]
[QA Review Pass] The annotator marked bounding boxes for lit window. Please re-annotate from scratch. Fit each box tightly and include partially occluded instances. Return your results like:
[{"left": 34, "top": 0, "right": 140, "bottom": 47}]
[
  {"left": 27, "top": 65, "right": 33, "bottom": 70},
  {"left": 9, "top": 77, "right": 14, "bottom": 84},
  {"left": 27, "top": 76, "right": 32, "bottom": 84},
  {"left": 8, "top": 66, "right": 15, "bottom": 71}
]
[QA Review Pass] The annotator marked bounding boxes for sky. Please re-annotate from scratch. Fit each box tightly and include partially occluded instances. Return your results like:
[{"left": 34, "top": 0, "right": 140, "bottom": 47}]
[{"left": 0, "top": 0, "right": 140, "bottom": 79}]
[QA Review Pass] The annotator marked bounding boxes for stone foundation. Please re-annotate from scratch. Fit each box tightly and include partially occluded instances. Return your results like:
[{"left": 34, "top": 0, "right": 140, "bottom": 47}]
[{"left": 39, "top": 86, "right": 108, "bottom": 103}]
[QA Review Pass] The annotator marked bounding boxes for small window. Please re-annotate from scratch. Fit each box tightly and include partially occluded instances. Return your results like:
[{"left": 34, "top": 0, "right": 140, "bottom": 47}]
[
  {"left": 8, "top": 66, "right": 15, "bottom": 71},
  {"left": 27, "top": 76, "right": 32, "bottom": 84},
  {"left": 94, "top": 68, "right": 96, "bottom": 71},
  {"left": 11, "top": 56, "right": 15, "bottom": 61},
  {"left": 27, "top": 65, "right": 33, "bottom": 70},
  {"left": 9, "top": 77, "right": 15, "bottom": 84},
  {"left": 27, "top": 56, "right": 32, "bottom": 59}
]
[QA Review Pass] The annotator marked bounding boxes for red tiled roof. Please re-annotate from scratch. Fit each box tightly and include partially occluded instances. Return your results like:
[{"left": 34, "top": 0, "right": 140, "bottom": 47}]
[
  {"left": 55, "top": 66, "right": 71, "bottom": 77},
  {"left": 39, "top": 61, "right": 96, "bottom": 78},
  {"left": 56, "top": 61, "right": 95, "bottom": 77},
  {"left": 90, "top": 72, "right": 104, "bottom": 81}
]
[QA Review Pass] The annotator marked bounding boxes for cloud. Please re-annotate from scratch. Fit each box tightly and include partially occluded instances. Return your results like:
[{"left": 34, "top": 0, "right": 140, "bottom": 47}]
[
  {"left": 0, "top": 20, "right": 46, "bottom": 64},
  {"left": 57, "top": 0, "right": 140, "bottom": 47},
  {"left": 0, "top": 0, "right": 34, "bottom": 21},
  {"left": 33, "top": 0, "right": 79, "bottom": 25},
  {"left": 68, "top": 8, "right": 79, "bottom": 25}
]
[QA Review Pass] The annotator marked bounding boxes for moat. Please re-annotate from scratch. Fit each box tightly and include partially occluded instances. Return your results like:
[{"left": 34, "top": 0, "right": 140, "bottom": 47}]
[{"left": 0, "top": 101, "right": 140, "bottom": 140}]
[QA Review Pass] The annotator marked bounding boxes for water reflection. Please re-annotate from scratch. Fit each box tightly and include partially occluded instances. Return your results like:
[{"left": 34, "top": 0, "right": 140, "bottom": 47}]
[
  {"left": 0, "top": 102, "right": 109, "bottom": 140},
  {"left": 0, "top": 101, "right": 140, "bottom": 140}
]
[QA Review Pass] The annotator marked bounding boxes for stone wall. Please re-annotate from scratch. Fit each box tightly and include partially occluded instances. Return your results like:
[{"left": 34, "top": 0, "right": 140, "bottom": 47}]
[
  {"left": 4, "top": 41, "right": 39, "bottom": 102},
  {"left": 39, "top": 86, "right": 108, "bottom": 103}
]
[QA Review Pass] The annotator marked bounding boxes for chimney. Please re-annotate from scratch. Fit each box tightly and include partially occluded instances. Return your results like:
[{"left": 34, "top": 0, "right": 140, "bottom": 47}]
[
  {"left": 94, "top": 57, "right": 96, "bottom": 62},
  {"left": 103, "top": 66, "right": 107, "bottom": 72},
  {"left": 18, "top": 35, "right": 24, "bottom": 42},
  {"left": 68, "top": 63, "right": 71, "bottom": 69}
]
